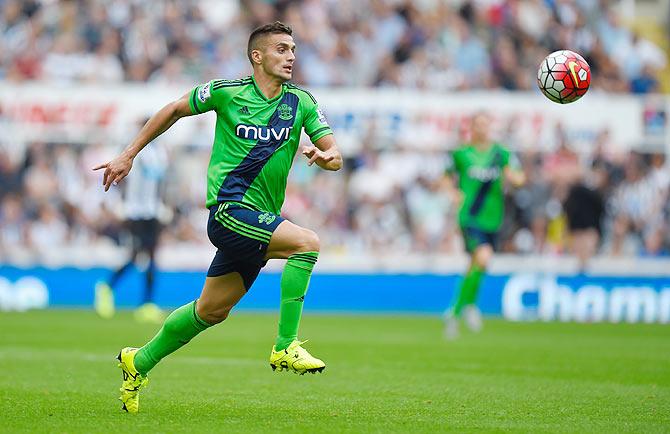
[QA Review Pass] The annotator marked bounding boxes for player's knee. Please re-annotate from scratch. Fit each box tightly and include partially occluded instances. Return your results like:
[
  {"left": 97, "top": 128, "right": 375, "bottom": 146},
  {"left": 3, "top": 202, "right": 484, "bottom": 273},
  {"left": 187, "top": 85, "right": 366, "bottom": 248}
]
[
  {"left": 293, "top": 229, "right": 320, "bottom": 254},
  {"left": 199, "top": 306, "right": 231, "bottom": 325},
  {"left": 474, "top": 246, "right": 493, "bottom": 268},
  {"left": 196, "top": 301, "right": 231, "bottom": 325}
]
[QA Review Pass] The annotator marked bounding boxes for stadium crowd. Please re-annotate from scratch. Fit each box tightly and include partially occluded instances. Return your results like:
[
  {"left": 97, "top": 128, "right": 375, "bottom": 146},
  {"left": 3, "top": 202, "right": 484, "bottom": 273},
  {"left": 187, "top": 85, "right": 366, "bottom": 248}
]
[
  {"left": 1, "top": 0, "right": 669, "bottom": 262},
  {"left": 0, "top": 0, "right": 666, "bottom": 93},
  {"left": 1, "top": 124, "right": 670, "bottom": 260}
]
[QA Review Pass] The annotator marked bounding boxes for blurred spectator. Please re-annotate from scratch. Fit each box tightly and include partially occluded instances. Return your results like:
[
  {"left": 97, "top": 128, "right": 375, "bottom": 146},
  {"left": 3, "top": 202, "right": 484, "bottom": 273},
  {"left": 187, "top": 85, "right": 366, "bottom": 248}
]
[
  {"left": 27, "top": 203, "right": 69, "bottom": 250},
  {"left": 608, "top": 153, "right": 668, "bottom": 256},
  {"left": 0, "top": 148, "right": 21, "bottom": 198},
  {"left": 630, "top": 65, "right": 660, "bottom": 94},
  {"left": 0, "top": 0, "right": 668, "bottom": 263},
  {"left": 1, "top": 133, "right": 669, "bottom": 260},
  {"left": 0, "top": 194, "right": 28, "bottom": 254},
  {"left": 0, "top": 0, "right": 664, "bottom": 93},
  {"left": 406, "top": 176, "right": 453, "bottom": 252},
  {"left": 563, "top": 177, "right": 605, "bottom": 272}
]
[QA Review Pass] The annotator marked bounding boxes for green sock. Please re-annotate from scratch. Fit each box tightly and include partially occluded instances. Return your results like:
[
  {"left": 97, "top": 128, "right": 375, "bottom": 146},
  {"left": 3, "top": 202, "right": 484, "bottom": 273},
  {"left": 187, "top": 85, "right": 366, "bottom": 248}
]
[
  {"left": 464, "top": 265, "right": 485, "bottom": 306},
  {"left": 275, "top": 252, "right": 318, "bottom": 351},
  {"left": 452, "top": 265, "right": 484, "bottom": 317},
  {"left": 134, "top": 300, "right": 212, "bottom": 375}
]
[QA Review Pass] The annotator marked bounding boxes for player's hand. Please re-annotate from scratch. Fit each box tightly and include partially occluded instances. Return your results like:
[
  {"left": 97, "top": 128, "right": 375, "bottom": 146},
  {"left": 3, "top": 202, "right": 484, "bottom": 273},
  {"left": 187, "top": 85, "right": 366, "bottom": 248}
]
[
  {"left": 93, "top": 154, "right": 134, "bottom": 191},
  {"left": 504, "top": 167, "right": 526, "bottom": 188},
  {"left": 302, "top": 146, "right": 336, "bottom": 168},
  {"left": 449, "top": 190, "right": 464, "bottom": 207}
]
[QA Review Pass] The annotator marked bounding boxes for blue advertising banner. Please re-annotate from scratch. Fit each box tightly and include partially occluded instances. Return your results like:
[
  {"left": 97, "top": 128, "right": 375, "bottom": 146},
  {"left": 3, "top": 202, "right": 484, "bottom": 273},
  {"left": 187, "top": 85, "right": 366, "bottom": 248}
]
[{"left": 1, "top": 266, "right": 668, "bottom": 323}]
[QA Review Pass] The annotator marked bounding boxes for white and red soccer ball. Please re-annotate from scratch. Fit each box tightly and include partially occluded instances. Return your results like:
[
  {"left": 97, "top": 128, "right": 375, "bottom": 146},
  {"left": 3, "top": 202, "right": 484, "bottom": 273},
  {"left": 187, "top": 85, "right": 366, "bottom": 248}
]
[{"left": 537, "top": 50, "right": 591, "bottom": 104}]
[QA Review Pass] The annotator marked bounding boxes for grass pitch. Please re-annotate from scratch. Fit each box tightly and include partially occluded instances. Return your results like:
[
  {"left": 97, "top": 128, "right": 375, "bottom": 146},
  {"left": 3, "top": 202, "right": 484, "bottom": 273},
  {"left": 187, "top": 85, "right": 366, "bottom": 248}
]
[{"left": 1, "top": 310, "right": 668, "bottom": 433}]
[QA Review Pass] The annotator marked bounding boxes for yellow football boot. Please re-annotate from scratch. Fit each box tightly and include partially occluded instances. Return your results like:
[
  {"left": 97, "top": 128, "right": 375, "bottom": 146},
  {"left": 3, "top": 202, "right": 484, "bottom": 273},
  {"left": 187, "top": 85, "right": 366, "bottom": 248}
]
[
  {"left": 134, "top": 303, "right": 166, "bottom": 324},
  {"left": 117, "top": 347, "right": 148, "bottom": 413},
  {"left": 269, "top": 340, "right": 325, "bottom": 375},
  {"left": 94, "top": 281, "right": 115, "bottom": 319}
]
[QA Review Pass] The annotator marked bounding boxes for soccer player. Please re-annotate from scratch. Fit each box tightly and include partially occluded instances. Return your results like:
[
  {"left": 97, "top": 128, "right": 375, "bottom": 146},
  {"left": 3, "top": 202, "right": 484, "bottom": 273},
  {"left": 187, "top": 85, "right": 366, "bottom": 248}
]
[
  {"left": 94, "top": 140, "right": 168, "bottom": 323},
  {"left": 93, "top": 21, "right": 342, "bottom": 413},
  {"left": 442, "top": 112, "right": 525, "bottom": 339}
]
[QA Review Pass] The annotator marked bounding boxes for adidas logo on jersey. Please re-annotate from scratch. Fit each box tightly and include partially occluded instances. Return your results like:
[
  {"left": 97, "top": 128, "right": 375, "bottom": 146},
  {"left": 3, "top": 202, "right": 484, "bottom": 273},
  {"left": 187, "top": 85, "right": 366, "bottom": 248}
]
[{"left": 238, "top": 106, "right": 250, "bottom": 115}]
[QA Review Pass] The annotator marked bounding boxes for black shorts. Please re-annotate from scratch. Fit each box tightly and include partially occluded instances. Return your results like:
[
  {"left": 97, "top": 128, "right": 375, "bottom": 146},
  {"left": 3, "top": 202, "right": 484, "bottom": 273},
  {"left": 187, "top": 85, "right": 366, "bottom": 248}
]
[
  {"left": 206, "top": 202, "right": 284, "bottom": 290},
  {"left": 461, "top": 226, "right": 498, "bottom": 253},
  {"left": 126, "top": 218, "right": 161, "bottom": 252}
]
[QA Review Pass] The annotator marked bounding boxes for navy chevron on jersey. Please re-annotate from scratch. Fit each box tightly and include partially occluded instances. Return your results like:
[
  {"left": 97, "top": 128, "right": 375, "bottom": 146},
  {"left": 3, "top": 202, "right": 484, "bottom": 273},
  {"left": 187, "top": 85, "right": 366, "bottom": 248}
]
[
  {"left": 189, "top": 76, "right": 333, "bottom": 214},
  {"left": 446, "top": 143, "right": 518, "bottom": 232}
]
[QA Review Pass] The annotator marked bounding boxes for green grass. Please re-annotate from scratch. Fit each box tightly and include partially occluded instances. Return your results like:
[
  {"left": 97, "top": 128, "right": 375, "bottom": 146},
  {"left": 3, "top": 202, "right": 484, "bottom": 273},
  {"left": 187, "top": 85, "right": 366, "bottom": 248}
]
[{"left": 1, "top": 310, "right": 668, "bottom": 433}]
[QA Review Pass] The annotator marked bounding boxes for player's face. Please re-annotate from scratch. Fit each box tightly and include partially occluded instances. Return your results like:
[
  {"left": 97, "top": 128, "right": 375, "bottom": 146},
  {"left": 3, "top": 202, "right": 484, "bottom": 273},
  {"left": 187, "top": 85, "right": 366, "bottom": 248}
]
[
  {"left": 471, "top": 113, "right": 491, "bottom": 143},
  {"left": 259, "top": 34, "right": 296, "bottom": 81}
]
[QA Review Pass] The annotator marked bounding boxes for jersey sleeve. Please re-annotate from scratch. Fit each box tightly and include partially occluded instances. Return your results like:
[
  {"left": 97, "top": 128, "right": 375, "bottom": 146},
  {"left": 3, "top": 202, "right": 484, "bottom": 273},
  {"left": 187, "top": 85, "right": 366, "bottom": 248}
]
[
  {"left": 301, "top": 94, "right": 333, "bottom": 142},
  {"left": 188, "top": 80, "right": 227, "bottom": 114},
  {"left": 502, "top": 147, "right": 521, "bottom": 171},
  {"left": 445, "top": 150, "right": 458, "bottom": 175}
]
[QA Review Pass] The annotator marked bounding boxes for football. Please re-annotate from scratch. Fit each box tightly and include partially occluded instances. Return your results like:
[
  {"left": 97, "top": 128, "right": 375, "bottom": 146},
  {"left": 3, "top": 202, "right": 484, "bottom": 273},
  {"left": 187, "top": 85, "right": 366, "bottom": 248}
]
[{"left": 537, "top": 50, "right": 591, "bottom": 104}]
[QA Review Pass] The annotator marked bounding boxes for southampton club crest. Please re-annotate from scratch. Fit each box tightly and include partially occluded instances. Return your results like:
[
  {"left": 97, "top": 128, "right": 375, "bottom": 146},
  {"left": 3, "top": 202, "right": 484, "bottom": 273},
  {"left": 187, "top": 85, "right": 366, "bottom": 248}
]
[
  {"left": 278, "top": 103, "right": 293, "bottom": 121},
  {"left": 258, "top": 212, "right": 276, "bottom": 225}
]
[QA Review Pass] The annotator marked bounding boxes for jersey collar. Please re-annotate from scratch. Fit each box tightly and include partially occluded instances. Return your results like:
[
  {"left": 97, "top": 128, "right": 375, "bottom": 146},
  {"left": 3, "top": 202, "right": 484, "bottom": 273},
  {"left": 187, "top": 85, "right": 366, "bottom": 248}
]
[
  {"left": 251, "top": 75, "right": 285, "bottom": 103},
  {"left": 469, "top": 142, "right": 496, "bottom": 154}
]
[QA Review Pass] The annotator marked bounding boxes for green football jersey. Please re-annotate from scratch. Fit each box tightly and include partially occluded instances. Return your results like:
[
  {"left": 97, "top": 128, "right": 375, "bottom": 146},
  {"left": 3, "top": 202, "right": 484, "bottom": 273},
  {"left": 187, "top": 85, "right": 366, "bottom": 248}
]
[
  {"left": 446, "top": 143, "right": 517, "bottom": 232},
  {"left": 188, "top": 75, "right": 333, "bottom": 214}
]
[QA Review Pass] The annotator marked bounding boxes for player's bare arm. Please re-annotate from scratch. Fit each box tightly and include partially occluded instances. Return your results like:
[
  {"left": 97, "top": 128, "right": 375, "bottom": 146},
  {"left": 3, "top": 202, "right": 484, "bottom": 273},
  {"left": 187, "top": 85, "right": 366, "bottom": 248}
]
[
  {"left": 440, "top": 173, "right": 463, "bottom": 206},
  {"left": 93, "top": 91, "right": 194, "bottom": 191},
  {"left": 302, "top": 134, "right": 342, "bottom": 171},
  {"left": 504, "top": 166, "right": 526, "bottom": 188}
]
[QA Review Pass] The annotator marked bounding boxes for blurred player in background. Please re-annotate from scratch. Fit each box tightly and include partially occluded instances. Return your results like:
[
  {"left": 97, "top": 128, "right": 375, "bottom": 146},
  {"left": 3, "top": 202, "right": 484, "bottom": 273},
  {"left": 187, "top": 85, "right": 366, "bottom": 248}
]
[
  {"left": 94, "top": 21, "right": 342, "bottom": 413},
  {"left": 94, "top": 135, "right": 168, "bottom": 323},
  {"left": 443, "top": 112, "right": 525, "bottom": 339}
]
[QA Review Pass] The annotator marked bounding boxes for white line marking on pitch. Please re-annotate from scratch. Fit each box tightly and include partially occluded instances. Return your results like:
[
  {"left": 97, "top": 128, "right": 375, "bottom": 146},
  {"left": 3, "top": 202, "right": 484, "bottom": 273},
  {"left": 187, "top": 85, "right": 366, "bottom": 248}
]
[{"left": 0, "top": 347, "right": 261, "bottom": 366}]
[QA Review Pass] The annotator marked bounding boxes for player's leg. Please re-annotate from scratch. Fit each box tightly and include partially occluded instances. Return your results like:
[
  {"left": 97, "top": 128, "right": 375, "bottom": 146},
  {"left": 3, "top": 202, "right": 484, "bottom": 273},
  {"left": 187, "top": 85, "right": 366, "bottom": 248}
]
[
  {"left": 264, "top": 220, "right": 325, "bottom": 373},
  {"left": 464, "top": 243, "right": 493, "bottom": 305},
  {"left": 143, "top": 249, "right": 156, "bottom": 304},
  {"left": 94, "top": 280, "right": 116, "bottom": 319},
  {"left": 461, "top": 243, "right": 493, "bottom": 332},
  {"left": 133, "top": 273, "right": 245, "bottom": 374},
  {"left": 95, "top": 220, "right": 140, "bottom": 319},
  {"left": 135, "top": 219, "right": 165, "bottom": 323},
  {"left": 450, "top": 227, "right": 489, "bottom": 317},
  {"left": 116, "top": 205, "right": 260, "bottom": 413},
  {"left": 112, "top": 220, "right": 142, "bottom": 289},
  {"left": 109, "top": 254, "right": 136, "bottom": 288},
  {"left": 265, "top": 220, "right": 319, "bottom": 350},
  {"left": 445, "top": 227, "right": 492, "bottom": 338},
  {"left": 141, "top": 218, "right": 160, "bottom": 305},
  {"left": 95, "top": 245, "right": 138, "bottom": 319},
  {"left": 133, "top": 249, "right": 165, "bottom": 323},
  {"left": 117, "top": 272, "right": 245, "bottom": 413}
]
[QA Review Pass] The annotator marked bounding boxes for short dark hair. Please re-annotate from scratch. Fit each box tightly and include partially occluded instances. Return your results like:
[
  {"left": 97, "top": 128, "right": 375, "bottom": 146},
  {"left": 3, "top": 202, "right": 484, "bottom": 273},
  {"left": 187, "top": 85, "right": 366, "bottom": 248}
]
[{"left": 247, "top": 21, "right": 293, "bottom": 64}]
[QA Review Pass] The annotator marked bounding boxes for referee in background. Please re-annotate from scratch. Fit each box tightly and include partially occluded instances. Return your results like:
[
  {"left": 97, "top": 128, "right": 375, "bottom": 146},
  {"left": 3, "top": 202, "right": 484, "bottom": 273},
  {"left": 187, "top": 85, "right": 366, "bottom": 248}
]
[{"left": 95, "top": 138, "right": 169, "bottom": 323}]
